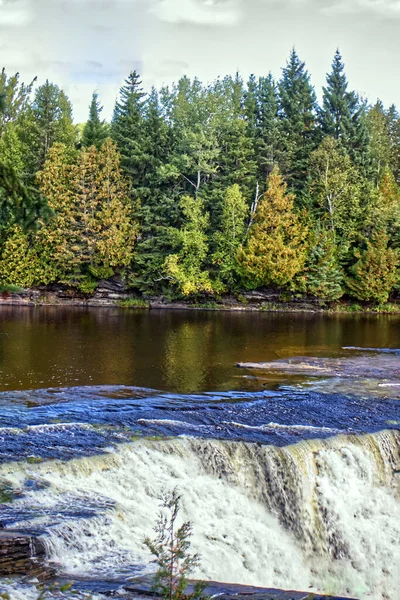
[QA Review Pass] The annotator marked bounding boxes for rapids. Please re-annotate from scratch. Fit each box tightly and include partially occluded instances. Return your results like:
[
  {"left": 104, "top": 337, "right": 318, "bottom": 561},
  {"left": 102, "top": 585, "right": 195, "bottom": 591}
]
[
  {"left": 0, "top": 432, "right": 399, "bottom": 599},
  {"left": 0, "top": 310, "right": 399, "bottom": 600}
]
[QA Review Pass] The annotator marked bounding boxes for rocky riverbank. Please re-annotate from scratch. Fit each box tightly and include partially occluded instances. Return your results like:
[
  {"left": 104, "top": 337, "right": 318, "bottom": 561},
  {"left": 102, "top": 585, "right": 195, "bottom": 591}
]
[{"left": 0, "top": 280, "right": 399, "bottom": 313}]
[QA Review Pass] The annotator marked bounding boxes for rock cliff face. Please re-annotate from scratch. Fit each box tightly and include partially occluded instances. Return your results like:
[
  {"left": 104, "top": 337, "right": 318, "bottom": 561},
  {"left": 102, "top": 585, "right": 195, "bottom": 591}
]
[
  {"left": 0, "top": 281, "right": 325, "bottom": 311},
  {"left": 0, "top": 531, "right": 48, "bottom": 578}
]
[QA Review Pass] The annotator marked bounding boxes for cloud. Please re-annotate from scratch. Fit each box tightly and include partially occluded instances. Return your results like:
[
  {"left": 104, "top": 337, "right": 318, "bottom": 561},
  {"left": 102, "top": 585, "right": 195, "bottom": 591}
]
[
  {"left": 0, "top": 0, "right": 32, "bottom": 26},
  {"left": 150, "top": 0, "right": 242, "bottom": 26},
  {"left": 321, "top": 0, "right": 400, "bottom": 16}
]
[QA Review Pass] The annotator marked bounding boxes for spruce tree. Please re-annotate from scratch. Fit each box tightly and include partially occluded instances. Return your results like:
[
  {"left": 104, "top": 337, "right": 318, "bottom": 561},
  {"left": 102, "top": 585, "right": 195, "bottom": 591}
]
[
  {"left": 387, "top": 104, "right": 400, "bottom": 184},
  {"left": 257, "top": 74, "right": 280, "bottom": 183},
  {"left": 305, "top": 226, "right": 344, "bottom": 300},
  {"left": 30, "top": 80, "right": 76, "bottom": 169},
  {"left": 278, "top": 49, "right": 318, "bottom": 199},
  {"left": 82, "top": 92, "right": 109, "bottom": 150},
  {"left": 111, "top": 70, "right": 147, "bottom": 189},
  {"left": 320, "top": 50, "right": 369, "bottom": 169}
]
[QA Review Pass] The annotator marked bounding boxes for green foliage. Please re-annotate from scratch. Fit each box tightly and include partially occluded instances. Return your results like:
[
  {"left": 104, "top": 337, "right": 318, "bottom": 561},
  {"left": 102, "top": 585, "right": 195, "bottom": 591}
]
[
  {"left": 305, "top": 226, "right": 344, "bottom": 300},
  {"left": 308, "top": 137, "right": 362, "bottom": 260},
  {"left": 82, "top": 91, "right": 109, "bottom": 150},
  {"left": 0, "top": 57, "right": 399, "bottom": 303},
  {"left": 144, "top": 489, "right": 207, "bottom": 600},
  {"left": 320, "top": 50, "right": 369, "bottom": 168},
  {"left": 278, "top": 49, "right": 319, "bottom": 198},
  {"left": 118, "top": 297, "right": 150, "bottom": 308},
  {"left": 29, "top": 80, "right": 77, "bottom": 170},
  {"left": 212, "top": 184, "right": 248, "bottom": 290},
  {"left": 347, "top": 230, "right": 399, "bottom": 303},
  {"left": 164, "top": 196, "right": 213, "bottom": 296}
]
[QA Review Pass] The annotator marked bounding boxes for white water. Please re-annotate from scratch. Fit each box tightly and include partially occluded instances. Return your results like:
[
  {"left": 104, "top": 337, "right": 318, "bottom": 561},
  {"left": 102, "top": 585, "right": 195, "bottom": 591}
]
[{"left": 1, "top": 431, "right": 399, "bottom": 600}]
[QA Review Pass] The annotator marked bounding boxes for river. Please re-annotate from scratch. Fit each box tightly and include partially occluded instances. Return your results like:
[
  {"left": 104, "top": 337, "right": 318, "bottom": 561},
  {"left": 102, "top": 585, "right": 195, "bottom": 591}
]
[{"left": 0, "top": 307, "right": 399, "bottom": 600}]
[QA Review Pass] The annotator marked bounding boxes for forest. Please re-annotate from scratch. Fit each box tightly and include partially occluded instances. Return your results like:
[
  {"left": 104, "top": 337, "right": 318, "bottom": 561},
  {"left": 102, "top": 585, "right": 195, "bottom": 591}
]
[{"left": 0, "top": 49, "right": 399, "bottom": 304}]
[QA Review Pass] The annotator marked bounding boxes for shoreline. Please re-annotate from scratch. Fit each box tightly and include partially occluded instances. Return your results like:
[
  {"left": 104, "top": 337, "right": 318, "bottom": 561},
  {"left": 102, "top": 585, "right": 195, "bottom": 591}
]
[{"left": 0, "top": 287, "right": 399, "bottom": 314}]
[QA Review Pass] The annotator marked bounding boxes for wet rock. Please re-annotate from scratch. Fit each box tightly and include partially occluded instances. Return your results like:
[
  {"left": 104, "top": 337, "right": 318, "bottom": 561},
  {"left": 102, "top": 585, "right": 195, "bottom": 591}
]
[
  {"left": 123, "top": 575, "right": 357, "bottom": 600},
  {"left": 0, "top": 531, "right": 49, "bottom": 579}
]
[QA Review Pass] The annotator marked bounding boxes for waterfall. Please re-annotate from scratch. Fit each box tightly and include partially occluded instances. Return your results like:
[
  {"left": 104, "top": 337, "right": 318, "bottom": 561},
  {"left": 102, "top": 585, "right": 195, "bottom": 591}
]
[{"left": 1, "top": 430, "right": 399, "bottom": 600}]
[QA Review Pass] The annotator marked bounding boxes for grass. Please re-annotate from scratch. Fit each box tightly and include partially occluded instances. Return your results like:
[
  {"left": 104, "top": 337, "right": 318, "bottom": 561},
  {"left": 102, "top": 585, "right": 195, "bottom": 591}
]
[
  {"left": 191, "top": 301, "right": 219, "bottom": 309},
  {"left": 328, "top": 302, "right": 400, "bottom": 314},
  {"left": 118, "top": 297, "right": 150, "bottom": 309}
]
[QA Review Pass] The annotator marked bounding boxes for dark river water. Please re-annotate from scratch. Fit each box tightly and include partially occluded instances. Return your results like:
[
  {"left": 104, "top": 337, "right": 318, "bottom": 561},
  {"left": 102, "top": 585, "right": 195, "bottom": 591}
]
[
  {"left": 1, "top": 306, "right": 399, "bottom": 392},
  {"left": 0, "top": 307, "right": 399, "bottom": 600}
]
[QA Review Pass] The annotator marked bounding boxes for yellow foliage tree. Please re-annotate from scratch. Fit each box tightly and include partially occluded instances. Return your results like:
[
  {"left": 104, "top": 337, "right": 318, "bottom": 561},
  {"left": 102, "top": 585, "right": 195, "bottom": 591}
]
[
  {"left": 0, "top": 225, "right": 41, "bottom": 287},
  {"left": 238, "top": 167, "right": 308, "bottom": 289},
  {"left": 36, "top": 140, "right": 137, "bottom": 289}
]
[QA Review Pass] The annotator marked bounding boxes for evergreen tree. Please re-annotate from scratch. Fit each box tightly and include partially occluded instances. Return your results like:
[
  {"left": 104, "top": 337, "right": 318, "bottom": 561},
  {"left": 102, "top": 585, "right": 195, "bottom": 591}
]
[
  {"left": 29, "top": 80, "right": 77, "bottom": 170},
  {"left": 0, "top": 68, "right": 36, "bottom": 138},
  {"left": 130, "top": 87, "right": 179, "bottom": 293},
  {"left": 305, "top": 225, "right": 344, "bottom": 300},
  {"left": 37, "top": 141, "right": 137, "bottom": 289},
  {"left": 320, "top": 50, "right": 369, "bottom": 169},
  {"left": 238, "top": 167, "right": 308, "bottom": 289},
  {"left": 144, "top": 489, "right": 207, "bottom": 600},
  {"left": 111, "top": 70, "right": 147, "bottom": 190},
  {"left": 278, "top": 49, "right": 318, "bottom": 198},
  {"left": 256, "top": 74, "right": 280, "bottom": 183},
  {"left": 347, "top": 230, "right": 399, "bottom": 303},
  {"left": 387, "top": 104, "right": 400, "bottom": 184},
  {"left": 0, "top": 225, "right": 41, "bottom": 288},
  {"left": 82, "top": 91, "right": 109, "bottom": 150}
]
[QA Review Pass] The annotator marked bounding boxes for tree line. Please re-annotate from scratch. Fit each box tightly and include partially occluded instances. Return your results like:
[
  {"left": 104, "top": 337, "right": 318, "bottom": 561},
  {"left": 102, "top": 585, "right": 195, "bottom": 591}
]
[{"left": 0, "top": 49, "right": 399, "bottom": 303}]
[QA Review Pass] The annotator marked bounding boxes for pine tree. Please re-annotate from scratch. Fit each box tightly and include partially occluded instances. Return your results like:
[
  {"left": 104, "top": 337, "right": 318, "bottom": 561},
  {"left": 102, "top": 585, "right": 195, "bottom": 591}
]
[
  {"left": 320, "top": 50, "right": 369, "bottom": 169},
  {"left": 130, "top": 87, "right": 179, "bottom": 293},
  {"left": 278, "top": 49, "right": 318, "bottom": 198},
  {"left": 82, "top": 91, "right": 109, "bottom": 150},
  {"left": 238, "top": 167, "right": 308, "bottom": 289}
]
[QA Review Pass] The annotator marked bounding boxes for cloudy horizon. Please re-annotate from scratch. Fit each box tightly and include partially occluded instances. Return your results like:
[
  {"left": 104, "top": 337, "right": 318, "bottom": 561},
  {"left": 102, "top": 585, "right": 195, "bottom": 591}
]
[{"left": 0, "top": 0, "right": 399, "bottom": 122}]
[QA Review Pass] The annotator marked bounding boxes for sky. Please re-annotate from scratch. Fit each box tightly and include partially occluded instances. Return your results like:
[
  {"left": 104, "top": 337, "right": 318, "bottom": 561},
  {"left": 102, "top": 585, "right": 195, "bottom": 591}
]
[{"left": 0, "top": 0, "right": 399, "bottom": 122}]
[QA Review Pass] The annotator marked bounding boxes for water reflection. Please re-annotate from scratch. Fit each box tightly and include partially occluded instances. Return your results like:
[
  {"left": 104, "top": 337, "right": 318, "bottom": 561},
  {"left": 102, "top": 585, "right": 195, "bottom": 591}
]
[{"left": 0, "top": 306, "right": 399, "bottom": 393}]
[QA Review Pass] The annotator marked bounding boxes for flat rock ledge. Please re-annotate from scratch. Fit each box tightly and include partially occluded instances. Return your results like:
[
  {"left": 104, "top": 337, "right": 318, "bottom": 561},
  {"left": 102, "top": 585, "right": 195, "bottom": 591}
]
[{"left": 124, "top": 575, "right": 358, "bottom": 600}]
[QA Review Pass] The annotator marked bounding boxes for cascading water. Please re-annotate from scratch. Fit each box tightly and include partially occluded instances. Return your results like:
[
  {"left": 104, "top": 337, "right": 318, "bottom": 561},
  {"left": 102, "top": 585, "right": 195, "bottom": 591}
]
[{"left": 1, "top": 430, "right": 399, "bottom": 600}]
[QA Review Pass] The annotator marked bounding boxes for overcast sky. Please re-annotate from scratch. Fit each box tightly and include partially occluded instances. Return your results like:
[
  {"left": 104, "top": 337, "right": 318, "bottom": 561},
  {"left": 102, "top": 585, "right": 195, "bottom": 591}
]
[{"left": 0, "top": 0, "right": 399, "bottom": 122}]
